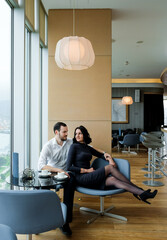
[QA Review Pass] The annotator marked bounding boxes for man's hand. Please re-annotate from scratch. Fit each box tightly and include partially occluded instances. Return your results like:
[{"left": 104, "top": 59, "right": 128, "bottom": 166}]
[
  {"left": 42, "top": 166, "right": 70, "bottom": 177},
  {"left": 59, "top": 169, "right": 70, "bottom": 178}
]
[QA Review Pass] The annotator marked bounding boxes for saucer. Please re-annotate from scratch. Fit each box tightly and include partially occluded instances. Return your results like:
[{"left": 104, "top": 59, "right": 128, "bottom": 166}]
[
  {"left": 38, "top": 172, "right": 51, "bottom": 178},
  {"left": 54, "top": 175, "right": 68, "bottom": 181}
]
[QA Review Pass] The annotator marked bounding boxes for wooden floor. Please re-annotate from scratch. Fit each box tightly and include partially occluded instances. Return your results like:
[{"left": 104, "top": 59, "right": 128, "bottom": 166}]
[{"left": 17, "top": 148, "right": 167, "bottom": 240}]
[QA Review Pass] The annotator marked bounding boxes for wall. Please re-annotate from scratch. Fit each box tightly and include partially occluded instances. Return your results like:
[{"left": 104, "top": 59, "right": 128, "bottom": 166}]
[
  {"left": 48, "top": 9, "right": 112, "bottom": 152},
  {"left": 112, "top": 87, "right": 163, "bottom": 132}
]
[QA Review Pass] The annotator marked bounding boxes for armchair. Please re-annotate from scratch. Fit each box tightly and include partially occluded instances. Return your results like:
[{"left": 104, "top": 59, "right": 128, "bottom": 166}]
[
  {"left": 76, "top": 158, "right": 130, "bottom": 224},
  {"left": 119, "top": 133, "right": 140, "bottom": 154},
  {"left": 0, "top": 224, "right": 17, "bottom": 240},
  {"left": 0, "top": 190, "right": 67, "bottom": 240}
]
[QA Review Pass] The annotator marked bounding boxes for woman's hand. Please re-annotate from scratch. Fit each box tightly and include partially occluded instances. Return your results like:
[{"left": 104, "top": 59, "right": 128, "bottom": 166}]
[
  {"left": 109, "top": 158, "right": 117, "bottom": 168},
  {"left": 81, "top": 167, "right": 94, "bottom": 173},
  {"left": 104, "top": 152, "right": 112, "bottom": 160},
  {"left": 86, "top": 167, "right": 94, "bottom": 173},
  {"left": 104, "top": 153, "right": 117, "bottom": 168}
]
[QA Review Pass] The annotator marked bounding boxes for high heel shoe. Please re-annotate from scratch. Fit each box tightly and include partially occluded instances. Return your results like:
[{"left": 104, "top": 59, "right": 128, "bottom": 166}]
[
  {"left": 139, "top": 189, "right": 158, "bottom": 204},
  {"left": 133, "top": 187, "right": 148, "bottom": 200},
  {"left": 133, "top": 193, "right": 141, "bottom": 200}
]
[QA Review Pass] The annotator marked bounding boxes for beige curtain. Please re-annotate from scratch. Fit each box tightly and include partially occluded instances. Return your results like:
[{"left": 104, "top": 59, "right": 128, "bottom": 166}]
[
  {"left": 25, "top": 0, "right": 35, "bottom": 31},
  {"left": 39, "top": 0, "right": 46, "bottom": 45}
]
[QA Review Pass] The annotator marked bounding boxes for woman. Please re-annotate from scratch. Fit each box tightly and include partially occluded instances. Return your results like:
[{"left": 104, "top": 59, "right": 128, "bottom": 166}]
[{"left": 67, "top": 126, "right": 158, "bottom": 204}]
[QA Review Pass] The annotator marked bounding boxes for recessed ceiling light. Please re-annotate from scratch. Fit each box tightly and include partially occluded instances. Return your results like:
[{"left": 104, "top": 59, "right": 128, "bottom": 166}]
[{"left": 136, "top": 40, "right": 144, "bottom": 44}]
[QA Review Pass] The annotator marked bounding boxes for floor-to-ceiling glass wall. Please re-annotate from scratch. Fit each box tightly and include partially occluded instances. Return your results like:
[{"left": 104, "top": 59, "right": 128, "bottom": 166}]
[
  {"left": 25, "top": 27, "right": 31, "bottom": 168},
  {"left": 0, "top": 0, "right": 11, "bottom": 189},
  {"left": 39, "top": 45, "right": 43, "bottom": 151}
]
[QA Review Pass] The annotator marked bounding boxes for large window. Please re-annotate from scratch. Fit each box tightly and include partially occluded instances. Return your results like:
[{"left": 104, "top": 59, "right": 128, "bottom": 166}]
[
  {"left": 0, "top": 0, "right": 11, "bottom": 189},
  {"left": 39, "top": 45, "right": 43, "bottom": 151},
  {"left": 25, "top": 27, "right": 31, "bottom": 168}
]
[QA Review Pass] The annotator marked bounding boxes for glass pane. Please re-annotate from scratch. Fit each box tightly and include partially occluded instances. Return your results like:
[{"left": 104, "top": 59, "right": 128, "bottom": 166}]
[
  {"left": 25, "top": 28, "right": 31, "bottom": 168},
  {"left": 0, "top": 0, "right": 11, "bottom": 189},
  {"left": 39, "top": 46, "right": 43, "bottom": 151}
]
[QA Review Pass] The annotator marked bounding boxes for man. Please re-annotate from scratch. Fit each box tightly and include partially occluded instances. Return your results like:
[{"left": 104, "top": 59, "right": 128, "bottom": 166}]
[
  {"left": 38, "top": 122, "right": 114, "bottom": 235},
  {"left": 38, "top": 122, "right": 74, "bottom": 236},
  {"left": 38, "top": 122, "right": 72, "bottom": 173}
]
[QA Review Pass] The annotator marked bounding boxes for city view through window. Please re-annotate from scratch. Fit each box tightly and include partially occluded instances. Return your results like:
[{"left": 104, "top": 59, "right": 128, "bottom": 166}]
[{"left": 0, "top": 0, "right": 11, "bottom": 189}]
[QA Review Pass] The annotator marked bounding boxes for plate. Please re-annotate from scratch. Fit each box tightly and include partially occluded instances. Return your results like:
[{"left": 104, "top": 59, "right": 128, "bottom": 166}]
[
  {"left": 54, "top": 175, "right": 68, "bottom": 181},
  {"left": 38, "top": 172, "right": 52, "bottom": 178}
]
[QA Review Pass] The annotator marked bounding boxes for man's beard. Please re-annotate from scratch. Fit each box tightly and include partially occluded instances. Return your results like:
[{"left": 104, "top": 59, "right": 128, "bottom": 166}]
[{"left": 59, "top": 134, "right": 67, "bottom": 141}]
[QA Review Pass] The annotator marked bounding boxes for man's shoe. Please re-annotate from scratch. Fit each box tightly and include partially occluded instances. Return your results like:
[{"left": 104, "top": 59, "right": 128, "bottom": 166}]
[{"left": 59, "top": 223, "right": 72, "bottom": 236}]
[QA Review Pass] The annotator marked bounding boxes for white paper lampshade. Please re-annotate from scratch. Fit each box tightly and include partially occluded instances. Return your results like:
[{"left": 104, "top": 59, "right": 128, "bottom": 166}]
[
  {"left": 122, "top": 96, "right": 133, "bottom": 105},
  {"left": 160, "top": 67, "right": 167, "bottom": 85},
  {"left": 55, "top": 36, "right": 95, "bottom": 70}
]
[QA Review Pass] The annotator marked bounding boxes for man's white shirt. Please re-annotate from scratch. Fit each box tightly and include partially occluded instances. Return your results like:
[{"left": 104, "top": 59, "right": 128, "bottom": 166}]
[{"left": 38, "top": 137, "right": 72, "bottom": 171}]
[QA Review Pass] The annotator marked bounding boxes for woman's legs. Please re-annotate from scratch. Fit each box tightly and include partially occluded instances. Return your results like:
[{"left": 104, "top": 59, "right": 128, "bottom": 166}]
[
  {"left": 105, "top": 176, "right": 143, "bottom": 195},
  {"left": 105, "top": 165, "right": 142, "bottom": 190},
  {"left": 104, "top": 165, "right": 158, "bottom": 203}
]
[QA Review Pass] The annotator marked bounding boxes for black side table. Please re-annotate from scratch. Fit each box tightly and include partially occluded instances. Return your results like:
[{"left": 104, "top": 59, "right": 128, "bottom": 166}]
[{"left": 6, "top": 171, "right": 69, "bottom": 190}]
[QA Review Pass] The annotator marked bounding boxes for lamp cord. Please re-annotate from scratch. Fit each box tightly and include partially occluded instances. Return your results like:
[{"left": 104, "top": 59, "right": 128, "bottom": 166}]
[
  {"left": 73, "top": 8, "right": 75, "bottom": 36},
  {"left": 72, "top": 0, "right": 76, "bottom": 36}
]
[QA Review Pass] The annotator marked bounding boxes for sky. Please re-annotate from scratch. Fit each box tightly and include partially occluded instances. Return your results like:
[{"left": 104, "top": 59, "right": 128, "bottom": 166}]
[{"left": 0, "top": 0, "right": 11, "bottom": 102}]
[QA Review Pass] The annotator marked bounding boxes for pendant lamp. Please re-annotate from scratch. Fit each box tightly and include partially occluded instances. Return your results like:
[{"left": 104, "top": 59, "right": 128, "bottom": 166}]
[
  {"left": 160, "top": 67, "right": 167, "bottom": 85},
  {"left": 55, "top": 9, "right": 95, "bottom": 70},
  {"left": 122, "top": 96, "right": 133, "bottom": 105}
]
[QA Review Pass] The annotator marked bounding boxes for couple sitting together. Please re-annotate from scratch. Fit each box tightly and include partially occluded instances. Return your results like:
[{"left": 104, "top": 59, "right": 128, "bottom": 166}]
[{"left": 38, "top": 122, "right": 158, "bottom": 236}]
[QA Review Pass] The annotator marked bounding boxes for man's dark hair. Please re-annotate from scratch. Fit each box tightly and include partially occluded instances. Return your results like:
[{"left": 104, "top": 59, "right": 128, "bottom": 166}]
[
  {"left": 53, "top": 122, "right": 67, "bottom": 133},
  {"left": 73, "top": 125, "right": 92, "bottom": 144}
]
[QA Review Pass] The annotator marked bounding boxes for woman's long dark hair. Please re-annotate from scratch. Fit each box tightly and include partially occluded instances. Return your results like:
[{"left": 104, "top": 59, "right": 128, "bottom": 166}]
[{"left": 73, "top": 126, "right": 92, "bottom": 144}]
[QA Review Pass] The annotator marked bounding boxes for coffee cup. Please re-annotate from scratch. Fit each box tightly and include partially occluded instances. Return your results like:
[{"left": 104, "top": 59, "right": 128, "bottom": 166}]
[
  {"left": 57, "top": 172, "right": 66, "bottom": 178},
  {"left": 41, "top": 170, "right": 49, "bottom": 175}
]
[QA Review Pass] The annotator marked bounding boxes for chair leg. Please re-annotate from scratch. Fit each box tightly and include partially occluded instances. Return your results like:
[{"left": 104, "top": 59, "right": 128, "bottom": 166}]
[
  {"left": 80, "top": 207, "right": 100, "bottom": 215},
  {"left": 122, "top": 146, "right": 137, "bottom": 155},
  {"left": 121, "top": 145, "right": 129, "bottom": 154},
  {"left": 26, "top": 234, "right": 32, "bottom": 240},
  {"left": 101, "top": 197, "right": 127, "bottom": 221},
  {"left": 79, "top": 196, "right": 127, "bottom": 224},
  {"left": 100, "top": 196, "right": 104, "bottom": 213},
  {"left": 104, "top": 212, "right": 127, "bottom": 221},
  {"left": 117, "top": 141, "right": 120, "bottom": 152}
]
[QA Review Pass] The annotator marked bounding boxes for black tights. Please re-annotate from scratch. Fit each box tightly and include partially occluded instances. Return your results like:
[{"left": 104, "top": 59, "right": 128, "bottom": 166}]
[{"left": 105, "top": 165, "right": 144, "bottom": 195}]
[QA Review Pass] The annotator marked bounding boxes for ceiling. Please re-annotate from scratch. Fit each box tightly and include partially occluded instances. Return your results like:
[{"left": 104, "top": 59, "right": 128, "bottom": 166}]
[{"left": 42, "top": 0, "right": 167, "bottom": 79}]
